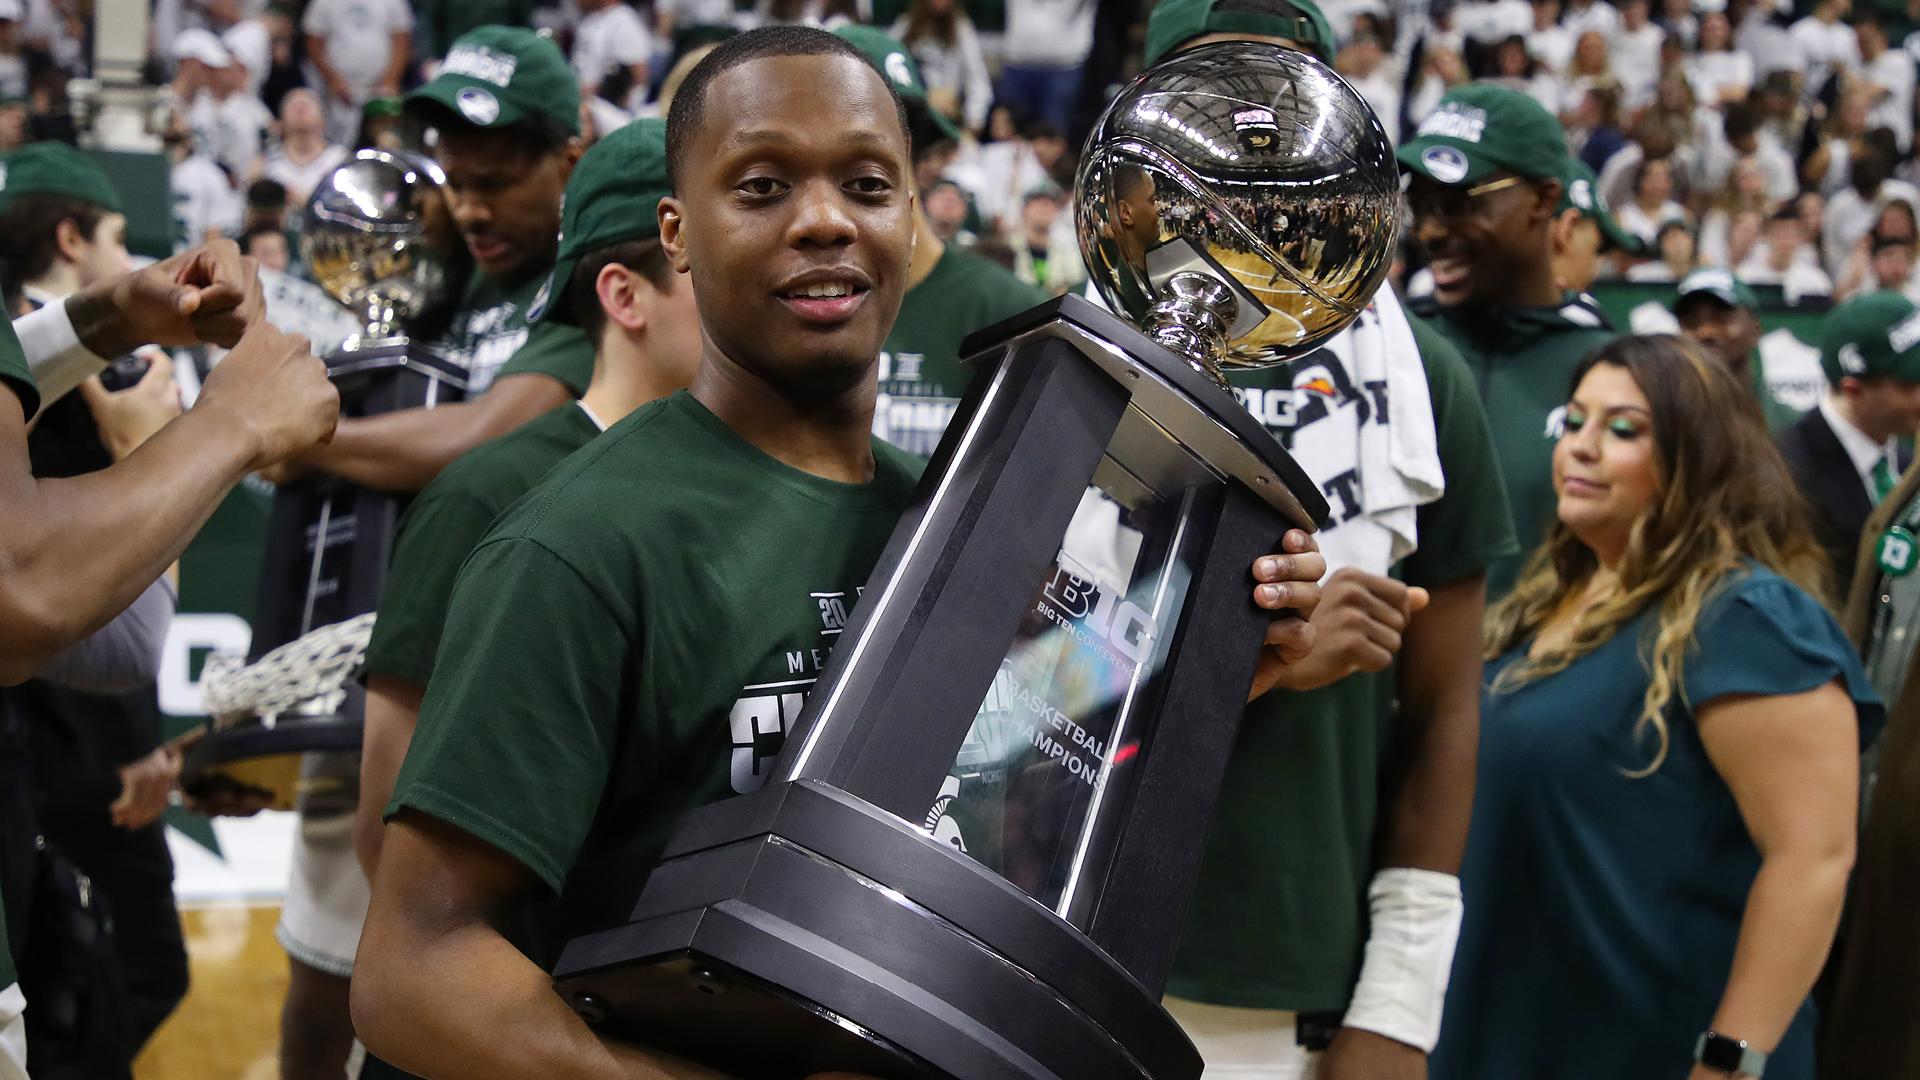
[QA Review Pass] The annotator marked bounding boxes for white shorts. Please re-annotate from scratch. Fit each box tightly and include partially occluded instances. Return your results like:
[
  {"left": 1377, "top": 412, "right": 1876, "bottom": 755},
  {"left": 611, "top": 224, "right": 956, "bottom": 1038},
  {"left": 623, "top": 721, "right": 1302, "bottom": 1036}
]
[
  {"left": 276, "top": 752, "right": 370, "bottom": 978},
  {"left": 1163, "top": 996, "right": 1322, "bottom": 1080},
  {"left": 0, "top": 982, "right": 26, "bottom": 1080}
]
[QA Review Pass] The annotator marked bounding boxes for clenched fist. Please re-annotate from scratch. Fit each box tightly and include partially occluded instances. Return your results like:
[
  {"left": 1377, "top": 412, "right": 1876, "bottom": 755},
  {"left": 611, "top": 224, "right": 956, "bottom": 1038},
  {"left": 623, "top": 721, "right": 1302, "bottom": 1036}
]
[
  {"left": 195, "top": 323, "right": 339, "bottom": 471},
  {"left": 1264, "top": 567, "right": 1431, "bottom": 694}
]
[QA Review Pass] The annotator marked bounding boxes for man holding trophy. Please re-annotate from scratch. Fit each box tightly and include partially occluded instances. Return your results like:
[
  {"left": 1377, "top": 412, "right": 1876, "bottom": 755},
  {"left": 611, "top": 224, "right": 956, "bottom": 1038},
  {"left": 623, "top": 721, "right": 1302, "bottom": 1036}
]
[{"left": 353, "top": 26, "right": 1332, "bottom": 1079}]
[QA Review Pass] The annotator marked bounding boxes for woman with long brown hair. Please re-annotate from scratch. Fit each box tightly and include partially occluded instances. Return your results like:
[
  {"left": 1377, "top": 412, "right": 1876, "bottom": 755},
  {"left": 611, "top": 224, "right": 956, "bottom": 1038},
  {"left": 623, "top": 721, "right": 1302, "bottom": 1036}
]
[{"left": 1431, "top": 336, "right": 1881, "bottom": 1080}]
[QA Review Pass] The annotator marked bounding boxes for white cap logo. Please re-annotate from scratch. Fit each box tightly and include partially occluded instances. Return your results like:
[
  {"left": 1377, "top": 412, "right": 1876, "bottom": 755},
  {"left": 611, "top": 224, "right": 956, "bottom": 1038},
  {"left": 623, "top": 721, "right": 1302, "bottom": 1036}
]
[
  {"left": 1422, "top": 146, "right": 1470, "bottom": 185},
  {"left": 457, "top": 87, "right": 501, "bottom": 125},
  {"left": 884, "top": 51, "right": 914, "bottom": 90},
  {"left": 1840, "top": 343, "right": 1867, "bottom": 375}
]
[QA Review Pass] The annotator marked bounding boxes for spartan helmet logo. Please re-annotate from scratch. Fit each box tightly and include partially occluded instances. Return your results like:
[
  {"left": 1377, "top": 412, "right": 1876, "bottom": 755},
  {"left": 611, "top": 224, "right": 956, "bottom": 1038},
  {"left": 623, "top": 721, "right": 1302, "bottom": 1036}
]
[{"left": 885, "top": 51, "right": 914, "bottom": 90}]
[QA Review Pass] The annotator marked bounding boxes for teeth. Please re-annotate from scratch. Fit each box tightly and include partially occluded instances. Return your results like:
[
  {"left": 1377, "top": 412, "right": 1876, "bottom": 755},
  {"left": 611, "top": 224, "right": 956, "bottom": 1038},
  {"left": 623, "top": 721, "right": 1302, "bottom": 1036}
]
[{"left": 794, "top": 282, "right": 853, "bottom": 298}]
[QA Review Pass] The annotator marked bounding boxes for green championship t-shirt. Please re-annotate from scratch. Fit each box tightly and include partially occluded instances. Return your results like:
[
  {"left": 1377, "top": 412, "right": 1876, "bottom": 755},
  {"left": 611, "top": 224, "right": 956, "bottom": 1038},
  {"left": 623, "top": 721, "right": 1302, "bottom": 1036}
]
[
  {"left": 0, "top": 320, "right": 39, "bottom": 420},
  {"left": 389, "top": 391, "right": 924, "bottom": 964},
  {"left": 1166, "top": 311, "right": 1519, "bottom": 1012},
  {"left": 429, "top": 267, "right": 595, "bottom": 395},
  {"left": 362, "top": 402, "right": 603, "bottom": 687},
  {"left": 874, "top": 244, "right": 1050, "bottom": 457},
  {"left": 1411, "top": 293, "right": 1617, "bottom": 598}
]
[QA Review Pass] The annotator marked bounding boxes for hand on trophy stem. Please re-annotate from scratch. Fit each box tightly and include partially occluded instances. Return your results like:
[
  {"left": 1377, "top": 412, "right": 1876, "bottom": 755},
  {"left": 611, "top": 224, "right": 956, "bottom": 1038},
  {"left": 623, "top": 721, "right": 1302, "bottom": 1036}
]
[
  {"left": 67, "top": 239, "right": 268, "bottom": 356},
  {"left": 193, "top": 323, "right": 340, "bottom": 473},
  {"left": 1247, "top": 529, "right": 1329, "bottom": 701}
]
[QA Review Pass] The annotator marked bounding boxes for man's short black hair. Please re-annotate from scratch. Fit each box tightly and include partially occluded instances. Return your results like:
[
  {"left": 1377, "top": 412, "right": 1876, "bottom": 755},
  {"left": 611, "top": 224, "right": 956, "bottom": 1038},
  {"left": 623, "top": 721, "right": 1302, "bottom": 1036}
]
[
  {"left": 239, "top": 223, "right": 286, "bottom": 255},
  {"left": 0, "top": 194, "right": 109, "bottom": 283},
  {"left": 247, "top": 178, "right": 288, "bottom": 210},
  {"left": 665, "top": 25, "right": 910, "bottom": 191}
]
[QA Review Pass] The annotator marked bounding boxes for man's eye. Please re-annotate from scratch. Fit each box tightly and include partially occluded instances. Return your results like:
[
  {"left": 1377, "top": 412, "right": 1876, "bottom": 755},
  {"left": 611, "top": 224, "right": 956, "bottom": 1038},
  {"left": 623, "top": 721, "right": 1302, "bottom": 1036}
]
[
  {"left": 848, "top": 175, "right": 892, "bottom": 196},
  {"left": 740, "top": 177, "right": 783, "bottom": 197}
]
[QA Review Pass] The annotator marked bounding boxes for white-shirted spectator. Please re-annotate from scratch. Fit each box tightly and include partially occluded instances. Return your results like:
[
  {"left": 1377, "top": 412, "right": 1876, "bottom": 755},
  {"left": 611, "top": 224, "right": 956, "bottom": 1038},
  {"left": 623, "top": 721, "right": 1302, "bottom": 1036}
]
[
  {"left": 1736, "top": 11, "right": 1805, "bottom": 85},
  {"left": 1529, "top": 0, "right": 1575, "bottom": 72},
  {"left": 1657, "top": 0, "right": 1696, "bottom": 47},
  {"left": 1699, "top": 101, "right": 1799, "bottom": 203},
  {"left": 1859, "top": 14, "right": 1915, "bottom": 152},
  {"left": 261, "top": 89, "right": 349, "bottom": 205},
  {"left": 1458, "top": 0, "right": 1534, "bottom": 43},
  {"left": 23, "top": 0, "right": 82, "bottom": 75},
  {"left": 1624, "top": 219, "right": 1698, "bottom": 282},
  {"left": 1609, "top": 0, "right": 1665, "bottom": 105},
  {"left": 1739, "top": 206, "right": 1835, "bottom": 301},
  {"left": 302, "top": 0, "right": 413, "bottom": 146},
  {"left": 1806, "top": 87, "right": 1875, "bottom": 199},
  {"left": 165, "top": 108, "right": 241, "bottom": 251},
  {"left": 1338, "top": 30, "right": 1403, "bottom": 142},
  {"left": 1561, "top": 0, "right": 1619, "bottom": 40},
  {"left": 574, "top": 0, "right": 652, "bottom": 109},
  {"left": 1686, "top": 10, "right": 1753, "bottom": 105},
  {"left": 891, "top": 0, "right": 994, "bottom": 133},
  {"left": 1788, "top": 0, "right": 1859, "bottom": 97},
  {"left": 1001, "top": 0, "right": 1096, "bottom": 135},
  {"left": 173, "top": 29, "right": 267, "bottom": 180},
  {"left": 1697, "top": 157, "right": 1775, "bottom": 265},
  {"left": 1617, "top": 156, "right": 1691, "bottom": 246},
  {"left": 222, "top": 17, "right": 273, "bottom": 96},
  {"left": 0, "top": 0, "right": 26, "bottom": 103}
]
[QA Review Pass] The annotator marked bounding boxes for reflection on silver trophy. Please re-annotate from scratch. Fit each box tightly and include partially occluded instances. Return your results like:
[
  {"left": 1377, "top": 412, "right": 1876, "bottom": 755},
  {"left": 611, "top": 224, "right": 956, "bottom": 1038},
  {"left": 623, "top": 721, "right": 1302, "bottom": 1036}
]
[
  {"left": 1076, "top": 42, "right": 1399, "bottom": 384},
  {"left": 301, "top": 148, "right": 456, "bottom": 350}
]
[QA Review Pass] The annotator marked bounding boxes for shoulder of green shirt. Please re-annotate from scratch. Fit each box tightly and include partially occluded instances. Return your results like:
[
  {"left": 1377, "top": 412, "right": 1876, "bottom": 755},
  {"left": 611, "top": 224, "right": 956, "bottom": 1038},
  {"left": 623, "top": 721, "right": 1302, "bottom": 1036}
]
[
  {"left": 1401, "top": 312, "right": 1522, "bottom": 588},
  {"left": 495, "top": 318, "right": 597, "bottom": 396}
]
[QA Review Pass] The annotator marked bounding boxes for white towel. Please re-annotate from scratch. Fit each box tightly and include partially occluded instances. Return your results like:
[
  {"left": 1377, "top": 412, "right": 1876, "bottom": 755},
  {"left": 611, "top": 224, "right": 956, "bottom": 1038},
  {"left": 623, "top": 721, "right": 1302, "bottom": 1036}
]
[{"left": 1288, "top": 289, "right": 1445, "bottom": 579}]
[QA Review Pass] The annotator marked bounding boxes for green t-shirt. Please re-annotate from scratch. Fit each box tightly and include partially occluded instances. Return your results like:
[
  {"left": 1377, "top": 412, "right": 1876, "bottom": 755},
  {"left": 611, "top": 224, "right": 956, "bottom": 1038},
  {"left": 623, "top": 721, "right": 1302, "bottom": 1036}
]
[
  {"left": 429, "top": 267, "right": 595, "bottom": 396},
  {"left": 0, "top": 321, "right": 39, "bottom": 420},
  {"left": 362, "top": 402, "right": 603, "bottom": 687},
  {"left": 1167, "top": 310, "right": 1520, "bottom": 1013},
  {"left": 1412, "top": 293, "right": 1617, "bottom": 598},
  {"left": 874, "top": 244, "right": 1050, "bottom": 457},
  {"left": 389, "top": 391, "right": 924, "bottom": 964},
  {"left": 1434, "top": 569, "right": 1881, "bottom": 1080}
]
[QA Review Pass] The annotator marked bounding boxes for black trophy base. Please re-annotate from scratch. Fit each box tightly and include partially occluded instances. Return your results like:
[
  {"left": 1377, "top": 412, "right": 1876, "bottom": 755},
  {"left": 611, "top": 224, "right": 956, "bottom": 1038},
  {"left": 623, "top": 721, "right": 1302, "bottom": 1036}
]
[
  {"left": 179, "top": 713, "right": 364, "bottom": 812},
  {"left": 553, "top": 781, "right": 1199, "bottom": 1080}
]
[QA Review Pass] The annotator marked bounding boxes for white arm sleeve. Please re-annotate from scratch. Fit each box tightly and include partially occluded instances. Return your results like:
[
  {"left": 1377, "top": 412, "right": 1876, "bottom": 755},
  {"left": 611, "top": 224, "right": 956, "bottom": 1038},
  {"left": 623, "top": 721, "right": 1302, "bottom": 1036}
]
[
  {"left": 13, "top": 299, "right": 108, "bottom": 411},
  {"left": 1340, "top": 867, "right": 1465, "bottom": 1053}
]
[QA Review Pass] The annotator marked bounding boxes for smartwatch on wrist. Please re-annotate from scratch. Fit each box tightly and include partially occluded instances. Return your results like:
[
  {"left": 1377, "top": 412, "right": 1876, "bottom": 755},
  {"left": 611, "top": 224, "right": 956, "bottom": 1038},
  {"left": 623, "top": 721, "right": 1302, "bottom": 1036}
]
[{"left": 1695, "top": 1031, "right": 1768, "bottom": 1077}]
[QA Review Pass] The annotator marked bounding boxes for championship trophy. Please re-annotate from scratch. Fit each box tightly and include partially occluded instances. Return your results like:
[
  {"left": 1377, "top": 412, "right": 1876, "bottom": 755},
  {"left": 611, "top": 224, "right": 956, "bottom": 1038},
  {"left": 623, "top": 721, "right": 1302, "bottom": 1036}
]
[
  {"left": 550, "top": 43, "right": 1397, "bottom": 1078},
  {"left": 182, "top": 149, "right": 461, "bottom": 810}
]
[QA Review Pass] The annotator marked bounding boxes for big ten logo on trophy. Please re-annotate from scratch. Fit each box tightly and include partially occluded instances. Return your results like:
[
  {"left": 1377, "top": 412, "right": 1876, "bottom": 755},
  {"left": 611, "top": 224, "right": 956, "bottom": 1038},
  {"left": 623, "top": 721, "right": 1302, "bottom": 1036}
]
[{"left": 1039, "top": 561, "right": 1157, "bottom": 666}]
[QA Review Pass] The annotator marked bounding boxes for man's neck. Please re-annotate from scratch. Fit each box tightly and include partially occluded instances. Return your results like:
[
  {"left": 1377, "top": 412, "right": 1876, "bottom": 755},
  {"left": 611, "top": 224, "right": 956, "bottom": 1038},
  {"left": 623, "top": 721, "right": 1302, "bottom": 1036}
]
[
  {"left": 283, "top": 133, "right": 325, "bottom": 161},
  {"left": 690, "top": 347, "right": 878, "bottom": 484},
  {"left": 580, "top": 331, "right": 682, "bottom": 425},
  {"left": 907, "top": 207, "right": 945, "bottom": 291},
  {"left": 26, "top": 266, "right": 79, "bottom": 301},
  {"left": 1509, "top": 257, "right": 1565, "bottom": 308}
]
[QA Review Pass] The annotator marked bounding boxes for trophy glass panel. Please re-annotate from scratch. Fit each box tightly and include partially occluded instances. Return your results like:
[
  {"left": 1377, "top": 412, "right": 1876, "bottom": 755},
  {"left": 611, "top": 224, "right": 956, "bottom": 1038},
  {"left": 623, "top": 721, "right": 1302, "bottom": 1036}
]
[{"left": 926, "top": 462, "right": 1210, "bottom": 927}]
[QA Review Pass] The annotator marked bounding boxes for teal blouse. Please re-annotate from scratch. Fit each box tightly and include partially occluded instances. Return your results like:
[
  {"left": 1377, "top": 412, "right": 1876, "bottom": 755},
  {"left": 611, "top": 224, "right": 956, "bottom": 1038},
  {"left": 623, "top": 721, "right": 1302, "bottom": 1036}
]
[{"left": 1433, "top": 568, "right": 1882, "bottom": 1080}]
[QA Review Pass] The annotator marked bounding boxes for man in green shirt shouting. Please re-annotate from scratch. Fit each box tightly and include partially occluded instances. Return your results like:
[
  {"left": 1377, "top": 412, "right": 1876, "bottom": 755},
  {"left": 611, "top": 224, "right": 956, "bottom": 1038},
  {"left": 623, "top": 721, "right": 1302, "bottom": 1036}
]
[{"left": 353, "top": 26, "right": 1327, "bottom": 1077}]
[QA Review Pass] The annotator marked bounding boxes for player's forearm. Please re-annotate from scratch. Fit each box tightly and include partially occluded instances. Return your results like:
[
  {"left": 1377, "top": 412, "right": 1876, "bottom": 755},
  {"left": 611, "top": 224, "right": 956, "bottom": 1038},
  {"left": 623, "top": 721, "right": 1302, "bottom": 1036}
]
[
  {"left": 304, "top": 35, "right": 339, "bottom": 83},
  {"left": 383, "top": 32, "right": 411, "bottom": 87},
  {"left": 1379, "top": 574, "right": 1484, "bottom": 872},
  {"left": 0, "top": 408, "right": 253, "bottom": 681},
  {"left": 354, "top": 675, "right": 424, "bottom": 879},
  {"left": 354, "top": 914, "right": 734, "bottom": 1080},
  {"left": 1708, "top": 847, "right": 1852, "bottom": 1053},
  {"left": 298, "top": 376, "right": 568, "bottom": 492}
]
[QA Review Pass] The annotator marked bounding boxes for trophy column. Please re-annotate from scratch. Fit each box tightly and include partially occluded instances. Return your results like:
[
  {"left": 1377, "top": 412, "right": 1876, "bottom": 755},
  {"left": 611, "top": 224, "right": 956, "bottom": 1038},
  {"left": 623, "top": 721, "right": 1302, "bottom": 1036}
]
[{"left": 182, "top": 149, "right": 459, "bottom": 804}]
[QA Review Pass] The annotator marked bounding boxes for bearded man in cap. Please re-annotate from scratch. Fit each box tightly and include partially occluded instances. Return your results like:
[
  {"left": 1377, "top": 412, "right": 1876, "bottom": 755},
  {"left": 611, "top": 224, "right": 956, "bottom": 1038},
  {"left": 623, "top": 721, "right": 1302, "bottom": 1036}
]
[
  {"left": 1673, "top": 267, "right": 1802, "bottom": 432},
  {"left": 1398, "top": 82, "right": 1619, "bottom": 598},
  {"left": 1137, "top": 6, "right": 1519, "bottom": 1079}
]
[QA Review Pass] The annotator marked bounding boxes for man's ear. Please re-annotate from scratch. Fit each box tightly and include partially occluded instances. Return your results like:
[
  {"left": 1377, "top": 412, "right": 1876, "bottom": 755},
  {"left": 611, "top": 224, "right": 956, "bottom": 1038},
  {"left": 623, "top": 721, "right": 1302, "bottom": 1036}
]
[
  {"left": 1549, "top": 208, "right": 1577, "bottom": 254},
  {"left": 559, "top": 136, "right": 586, "bottom": 178},
  {"left": 595, "top": 262, "right": 648, "bottom": 334},
  {"left": 53, "top": 217, "right": 85, "bottom": 264},
  {"left": 660, "top": 198, "right": 691, "bottom": 274},
  {"left": 1532, "top": 178, "right": 1565, "bottom": 227}
]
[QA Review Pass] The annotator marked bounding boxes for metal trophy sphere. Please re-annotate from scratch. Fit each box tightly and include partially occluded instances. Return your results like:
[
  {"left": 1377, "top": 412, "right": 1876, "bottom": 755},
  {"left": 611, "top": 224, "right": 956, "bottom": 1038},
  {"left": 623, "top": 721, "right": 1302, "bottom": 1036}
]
[
  {"left": 1077, "top": 42, "right": 1398, "bottom": 384},
  {"left": 550, "top": 43, "right": 1393, "bottom": 1080}
]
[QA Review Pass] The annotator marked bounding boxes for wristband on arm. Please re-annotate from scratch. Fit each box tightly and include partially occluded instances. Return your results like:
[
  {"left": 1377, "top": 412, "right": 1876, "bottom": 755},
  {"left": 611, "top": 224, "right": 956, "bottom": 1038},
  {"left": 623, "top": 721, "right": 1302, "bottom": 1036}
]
[
  {"left": 1340, "top": 867, "right": 1465, "bottom": 1053},
  {"left": 14, "top": 300, "right": 108, "bottom": 409}
]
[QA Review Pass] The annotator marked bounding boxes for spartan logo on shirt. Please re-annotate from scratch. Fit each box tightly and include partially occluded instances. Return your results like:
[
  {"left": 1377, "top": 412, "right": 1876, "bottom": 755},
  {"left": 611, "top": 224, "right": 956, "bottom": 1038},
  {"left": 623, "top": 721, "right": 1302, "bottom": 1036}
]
[{"left": 441, "top": 302, "right": 529, "bottom": 392}]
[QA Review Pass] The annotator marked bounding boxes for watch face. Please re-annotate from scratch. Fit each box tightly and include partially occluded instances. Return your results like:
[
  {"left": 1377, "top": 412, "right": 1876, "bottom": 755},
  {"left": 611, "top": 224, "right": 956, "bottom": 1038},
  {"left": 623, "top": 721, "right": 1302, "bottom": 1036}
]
[{"left": 1700, "top": 1033, "right": 1748, "bottom": 1071}]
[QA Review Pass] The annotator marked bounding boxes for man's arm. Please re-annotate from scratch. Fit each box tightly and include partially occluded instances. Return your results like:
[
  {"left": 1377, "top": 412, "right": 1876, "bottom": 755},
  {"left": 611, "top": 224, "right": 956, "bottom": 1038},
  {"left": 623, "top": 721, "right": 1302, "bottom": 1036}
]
[
  {"left": 1377, "top": 572, "right": 1482, "bottom": 872},
  {"left": 354, "top": 673, "right": 424, "bottom": 879},
  {"left": 354, "top": 813, "right": 736, "bottom": 1080},
  {"left": 0, "top": 322, "right": 336, "bottom": 683},
  {"left": 381, "top": 29, "right": 412, "bottom": 97},
  {"left": 284, "top": 373, "right": 571, "bottom": 492}
]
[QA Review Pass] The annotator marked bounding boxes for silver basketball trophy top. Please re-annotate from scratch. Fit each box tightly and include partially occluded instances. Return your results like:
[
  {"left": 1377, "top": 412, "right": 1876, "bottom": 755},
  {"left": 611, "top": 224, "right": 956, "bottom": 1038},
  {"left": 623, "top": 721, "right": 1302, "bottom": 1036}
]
[
  {"left": 1077, "top": 42, "right": 1398, "bottom": 385},
  {"left": 301, "top": 148, "right": 454, "bottom": 350}
]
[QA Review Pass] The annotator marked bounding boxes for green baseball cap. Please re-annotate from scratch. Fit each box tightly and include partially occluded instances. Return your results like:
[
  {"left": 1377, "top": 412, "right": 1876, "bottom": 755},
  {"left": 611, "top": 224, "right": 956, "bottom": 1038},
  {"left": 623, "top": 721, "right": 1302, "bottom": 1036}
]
[
  {"left": 407, "top": 26, "right": 580, "bottom": 137},
  {"left": 1396, "top": 82, "right": 1570, "bottom": 187},
  {"left": 1822, "top": 291, "right": 1920, "bottom": 385},
  {"left": 1674, "top": 267, "right": 1758, "bottom": 313},
  {"left": 832, "top": 25, "right": 963, "bottom": 143},
  {"left": 1560, "top": 158, "right": 1641, "bottom": 255},
  {"left": 0, "top": 142, "right": 122, "bottom": 214},
  {"left": 531, "top": 118, "right": 671, "bottom": 326},
  {"left": 1143, "top": 0, "right": 1337, "bottom": 66}
]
